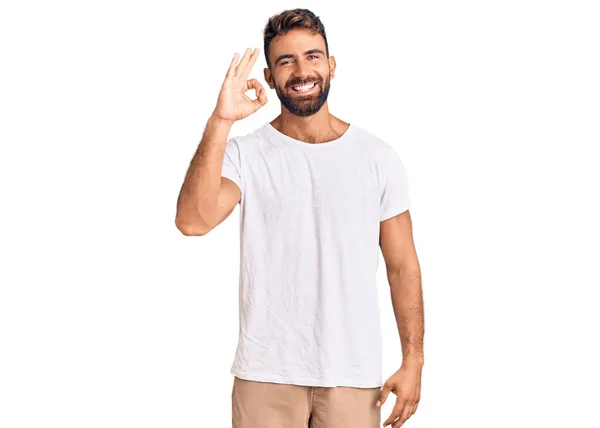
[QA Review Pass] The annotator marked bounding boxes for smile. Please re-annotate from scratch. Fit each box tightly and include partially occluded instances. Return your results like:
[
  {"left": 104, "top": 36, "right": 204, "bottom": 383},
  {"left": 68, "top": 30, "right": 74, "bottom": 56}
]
[{"left": 290, "top": 82, "right": 318, "bottom": 93}]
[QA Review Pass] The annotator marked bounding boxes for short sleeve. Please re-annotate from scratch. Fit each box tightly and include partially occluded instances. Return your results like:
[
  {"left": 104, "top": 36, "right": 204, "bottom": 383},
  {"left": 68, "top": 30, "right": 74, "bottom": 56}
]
[
  {"left": 221, "top": 137, "right": 243, "bottom": 194},
  {"left": 380, "top": 145, "right": 411, "bottom": 221}
]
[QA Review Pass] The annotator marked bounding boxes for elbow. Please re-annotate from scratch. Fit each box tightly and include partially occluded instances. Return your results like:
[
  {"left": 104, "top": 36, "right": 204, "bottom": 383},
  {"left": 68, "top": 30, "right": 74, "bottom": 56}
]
[
  {"left": 175, "top": 214, "right": 213, "bottom": 236},
  {"left": 175, "top": 197, "right": 218, "bottom": 236},
  {"left": 176, "top": 223, "right": 207, "bottom": 236},
  {"left": 386, "top": 262, "right": 421, "bottom": 282}
]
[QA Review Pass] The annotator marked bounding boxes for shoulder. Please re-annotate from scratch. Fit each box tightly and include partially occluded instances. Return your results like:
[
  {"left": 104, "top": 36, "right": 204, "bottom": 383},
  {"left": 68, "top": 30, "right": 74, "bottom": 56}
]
[
  {"left": 223, "top": 127, "right": 262, "bottom": 164},
  {"left": 226, "top": 123, "right": 270, "bottom": 151},
  {"left": 350, "top": 123, "right": 397, "bottom": 160}
]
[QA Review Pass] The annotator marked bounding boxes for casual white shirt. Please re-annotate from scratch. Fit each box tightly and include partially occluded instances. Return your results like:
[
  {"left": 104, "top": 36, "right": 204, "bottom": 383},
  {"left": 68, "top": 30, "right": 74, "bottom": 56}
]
[{"left": 220, "top": 121, "right": 411, "bottom": 388}]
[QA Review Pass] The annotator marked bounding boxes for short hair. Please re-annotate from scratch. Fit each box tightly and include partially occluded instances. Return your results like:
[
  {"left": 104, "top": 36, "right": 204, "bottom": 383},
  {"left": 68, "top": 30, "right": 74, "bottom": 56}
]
[{"left": 263, "top": 8, "right": 329, "bottom": 69}]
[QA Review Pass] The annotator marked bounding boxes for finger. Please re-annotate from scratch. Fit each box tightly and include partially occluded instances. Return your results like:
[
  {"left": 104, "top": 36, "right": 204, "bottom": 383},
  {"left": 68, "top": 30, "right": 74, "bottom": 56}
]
[
  {"left": 242, "top": 48, "right": 260, "bottom": 80},
  {"left": 245, "top": 78, "right": 264, "bottom": 92},
  {"left": 235, "top": 48, "right": 253, "bottom": 77},
  {"left": 383, "top": 402, "right": 403, "bottom": 427},
  {"left": 253, "top": 84, "right": 268, "bottom": 107},
  {"left": 247, "top": 79, "right": 268, "bottom": 108},
  {"left": 392, "top": 417, "right": 404, "bottom": 428},
  {"left": 397, "top": 402, "right": 413, "bottom": 427},
  {"left": 225, "top": 52, "right": 240, "bottom": 80},
  {"left": 377, "top": 382, "right": 393, "bottom": 407},
  {"left": 383, "top": 412, "right": 397, "bottom": 427},
  {"left": 384, "top": 412, "right": 400, "bottom": 427}
]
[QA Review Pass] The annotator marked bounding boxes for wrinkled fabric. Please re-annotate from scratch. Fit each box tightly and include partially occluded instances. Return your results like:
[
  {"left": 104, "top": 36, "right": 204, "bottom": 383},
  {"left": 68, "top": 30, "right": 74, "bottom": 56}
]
[
  {"left": 221, "top": 122, "right": 410, "bottom": 388},
  {"left": 231, "top": 376, "right": 381, "bottom": 428}
]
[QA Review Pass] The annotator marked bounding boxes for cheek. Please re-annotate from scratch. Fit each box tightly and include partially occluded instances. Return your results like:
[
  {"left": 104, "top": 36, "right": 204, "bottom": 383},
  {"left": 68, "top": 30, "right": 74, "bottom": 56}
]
[
  {"left": 274, "top": 73, "right": 291, "bottom": 87},
  {"left": 319, "top": 67, "right": 331, "bottom": 80}
]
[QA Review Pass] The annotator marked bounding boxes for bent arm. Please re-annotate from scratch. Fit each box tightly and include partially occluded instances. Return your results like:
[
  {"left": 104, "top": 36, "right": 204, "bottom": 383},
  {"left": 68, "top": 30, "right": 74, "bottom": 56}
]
[{"left": 175, "top": 114, "right": 240, "bottom": 235}]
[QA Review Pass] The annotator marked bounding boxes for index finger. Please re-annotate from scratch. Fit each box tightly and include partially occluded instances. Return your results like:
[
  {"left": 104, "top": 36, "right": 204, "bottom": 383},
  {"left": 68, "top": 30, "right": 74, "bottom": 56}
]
[{"left": 383, "top": 402, "right": 404, "bottom": 426}]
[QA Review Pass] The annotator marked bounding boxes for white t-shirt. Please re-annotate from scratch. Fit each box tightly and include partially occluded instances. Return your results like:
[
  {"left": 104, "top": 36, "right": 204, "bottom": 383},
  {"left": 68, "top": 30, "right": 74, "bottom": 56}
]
[{"left": 220, "top": 121, "right": 410, "bottom": 388}]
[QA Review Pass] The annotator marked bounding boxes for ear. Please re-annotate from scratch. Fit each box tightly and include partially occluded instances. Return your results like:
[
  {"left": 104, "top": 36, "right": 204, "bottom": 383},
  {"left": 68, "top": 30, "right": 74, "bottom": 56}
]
[
  {"left": 328, "top": 55, "right": 336, "bottom": 79},
  {"left": 264, "top": 67, "right": 274, "bottom": 89}
]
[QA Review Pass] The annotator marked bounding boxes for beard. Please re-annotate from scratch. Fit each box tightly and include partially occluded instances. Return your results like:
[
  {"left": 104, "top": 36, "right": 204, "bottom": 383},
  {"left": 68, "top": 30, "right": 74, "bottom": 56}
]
[{"left": 273, "top": 74, "right": 331, "bottom": 117}]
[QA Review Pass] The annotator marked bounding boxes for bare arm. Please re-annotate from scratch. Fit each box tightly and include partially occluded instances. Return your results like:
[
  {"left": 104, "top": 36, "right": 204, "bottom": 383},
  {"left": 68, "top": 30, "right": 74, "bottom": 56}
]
[
  {"left": 380, "top": 209, "right": 424, "bottom": 366},
  {"left": 377, "top": 209, "right": 423, "bottom": 427},
  {"left": 175, "top": 114, "right": 239, "bottom": 235},
  {"left": 174, "top": 47, "right": 268, "bottom": 236}
]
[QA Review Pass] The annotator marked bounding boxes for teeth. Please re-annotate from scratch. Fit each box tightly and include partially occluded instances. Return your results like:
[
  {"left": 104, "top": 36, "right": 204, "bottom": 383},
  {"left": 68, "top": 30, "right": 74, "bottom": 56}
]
[{"left": 292, "top": 82, "right": 316, "bottom": 91}]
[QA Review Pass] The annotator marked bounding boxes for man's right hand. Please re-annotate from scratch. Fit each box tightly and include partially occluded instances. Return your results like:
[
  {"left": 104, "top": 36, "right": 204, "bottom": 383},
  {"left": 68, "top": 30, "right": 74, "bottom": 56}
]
[{"left": 213, "top": 48, "right": 268, "bottom": 124}]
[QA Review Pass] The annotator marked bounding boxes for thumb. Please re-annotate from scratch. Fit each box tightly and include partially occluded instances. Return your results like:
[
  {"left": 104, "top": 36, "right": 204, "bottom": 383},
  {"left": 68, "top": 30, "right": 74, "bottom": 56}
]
[{"left": 376, "top": 382, "right": 393, "bottom": 407}]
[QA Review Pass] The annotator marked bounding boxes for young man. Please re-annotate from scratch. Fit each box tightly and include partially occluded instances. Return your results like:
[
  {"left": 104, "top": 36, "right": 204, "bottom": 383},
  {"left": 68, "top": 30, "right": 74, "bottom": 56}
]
[{"left": 176, "top": 8, "right": 424, "bottom": 428}]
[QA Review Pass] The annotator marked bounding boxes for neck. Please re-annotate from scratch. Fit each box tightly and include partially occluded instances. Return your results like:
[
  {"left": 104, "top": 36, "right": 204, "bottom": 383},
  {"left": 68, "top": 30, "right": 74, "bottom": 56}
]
[{"left": 271, "top": 106, "right": 348, "bottom": 145}]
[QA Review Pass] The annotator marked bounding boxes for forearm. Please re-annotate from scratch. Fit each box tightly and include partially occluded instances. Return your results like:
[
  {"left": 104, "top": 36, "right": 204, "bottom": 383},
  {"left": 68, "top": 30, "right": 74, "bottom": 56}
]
[
  {"left": 176, "top": 113, "right": 234, "bottom": 234},
  {"left": 388, "top": 267, "right": 424, "bottom": 367}
]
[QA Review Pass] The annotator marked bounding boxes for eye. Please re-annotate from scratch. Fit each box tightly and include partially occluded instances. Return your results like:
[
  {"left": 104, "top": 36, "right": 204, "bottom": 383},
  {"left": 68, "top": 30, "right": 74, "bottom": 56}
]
[{"left": 280, "top": 55, "right": 319, "bottom": 66}]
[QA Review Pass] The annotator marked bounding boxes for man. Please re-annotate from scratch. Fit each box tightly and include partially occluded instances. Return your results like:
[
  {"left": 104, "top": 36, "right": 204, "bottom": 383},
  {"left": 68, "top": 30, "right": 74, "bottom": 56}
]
[{"left": 175, "top": 8, "right": 424, "bottom": 428}]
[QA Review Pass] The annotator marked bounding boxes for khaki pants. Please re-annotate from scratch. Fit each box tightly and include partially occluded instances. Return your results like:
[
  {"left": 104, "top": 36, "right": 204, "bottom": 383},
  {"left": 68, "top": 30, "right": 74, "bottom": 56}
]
[{"left": 231, "top": 376, "right": 381, "bottom": 428}]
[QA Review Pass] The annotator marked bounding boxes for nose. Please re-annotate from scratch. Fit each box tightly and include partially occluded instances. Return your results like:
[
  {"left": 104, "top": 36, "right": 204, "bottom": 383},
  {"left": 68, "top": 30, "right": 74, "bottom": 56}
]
[{"left": 293, "top": 59, "right": 313, "bottom": 81}]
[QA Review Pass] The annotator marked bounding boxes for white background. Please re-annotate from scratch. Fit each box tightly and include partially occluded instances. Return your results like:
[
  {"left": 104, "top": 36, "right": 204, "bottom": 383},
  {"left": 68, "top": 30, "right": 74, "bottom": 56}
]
[{"left": 1, "top": 0, "right": 599, "bottom": 427}]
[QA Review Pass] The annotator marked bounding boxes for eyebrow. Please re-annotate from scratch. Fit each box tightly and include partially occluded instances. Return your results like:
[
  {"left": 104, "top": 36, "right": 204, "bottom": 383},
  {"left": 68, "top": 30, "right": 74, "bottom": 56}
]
[{"left": 274, "top": 49, "right": 326, "bottom": 65}]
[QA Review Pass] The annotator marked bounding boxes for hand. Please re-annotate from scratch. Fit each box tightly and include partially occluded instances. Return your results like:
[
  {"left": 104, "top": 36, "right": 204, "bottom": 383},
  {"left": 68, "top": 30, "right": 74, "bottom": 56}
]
[
  {"left": 376, "top": 363, "right": 422, "bottom": 427},
  {"left": 212, "top": 47, "right": 268, "bottom": 123}
]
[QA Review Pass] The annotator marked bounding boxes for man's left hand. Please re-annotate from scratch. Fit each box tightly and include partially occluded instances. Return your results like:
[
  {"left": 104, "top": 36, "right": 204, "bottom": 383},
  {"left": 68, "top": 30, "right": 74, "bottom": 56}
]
[{"left": 376, "top": 362, "right": 422, "bottom": 427}]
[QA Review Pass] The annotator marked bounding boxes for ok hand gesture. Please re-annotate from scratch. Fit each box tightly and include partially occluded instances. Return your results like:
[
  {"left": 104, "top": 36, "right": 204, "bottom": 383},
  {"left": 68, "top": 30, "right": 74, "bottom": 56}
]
[{"left": 212, "top": 48, "right": 268, "bottom": 124}]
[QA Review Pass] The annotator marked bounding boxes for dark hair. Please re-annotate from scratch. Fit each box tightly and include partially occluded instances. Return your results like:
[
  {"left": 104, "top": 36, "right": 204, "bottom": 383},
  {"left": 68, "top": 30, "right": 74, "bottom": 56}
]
[{"left": 263, "top": 8, "right": 329, "bottom": 69}]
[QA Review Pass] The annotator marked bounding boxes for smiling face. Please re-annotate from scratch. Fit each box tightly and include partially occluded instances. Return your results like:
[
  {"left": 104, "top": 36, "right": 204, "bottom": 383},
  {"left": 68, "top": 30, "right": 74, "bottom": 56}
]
[{"left": 265, "top": 28, "right": 336, "bottom": 117}]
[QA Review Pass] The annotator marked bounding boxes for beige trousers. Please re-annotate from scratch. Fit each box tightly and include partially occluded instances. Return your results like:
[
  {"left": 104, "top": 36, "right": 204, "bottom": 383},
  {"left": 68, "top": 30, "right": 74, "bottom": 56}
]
[{"left": 231, "top": 376, "right": 381, "bottom": 428}]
